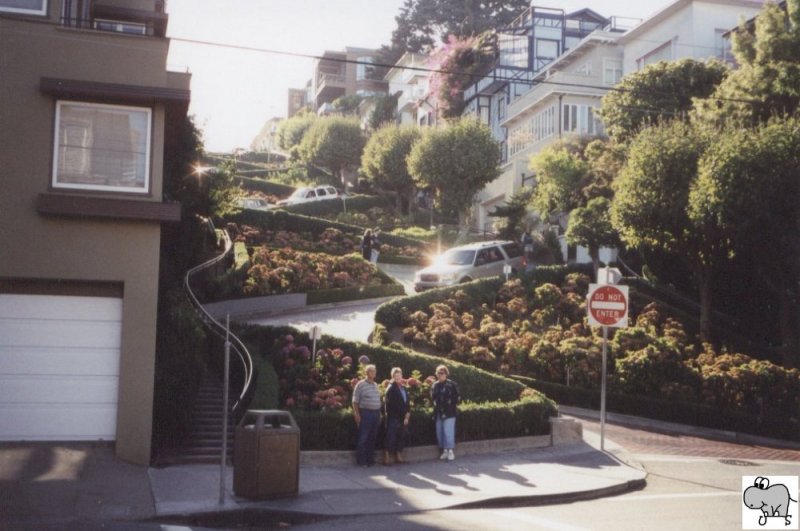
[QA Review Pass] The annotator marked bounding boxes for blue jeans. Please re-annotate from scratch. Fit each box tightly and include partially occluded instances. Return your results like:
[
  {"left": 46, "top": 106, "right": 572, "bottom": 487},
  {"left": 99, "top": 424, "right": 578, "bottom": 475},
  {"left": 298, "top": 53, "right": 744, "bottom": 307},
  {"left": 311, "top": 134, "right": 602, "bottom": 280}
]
[
  {"left": 356, "top": 409, "right": 380, "bottom": 465},
  {"left": 435, "top": 416, "right": 455, "bottom": 450}
]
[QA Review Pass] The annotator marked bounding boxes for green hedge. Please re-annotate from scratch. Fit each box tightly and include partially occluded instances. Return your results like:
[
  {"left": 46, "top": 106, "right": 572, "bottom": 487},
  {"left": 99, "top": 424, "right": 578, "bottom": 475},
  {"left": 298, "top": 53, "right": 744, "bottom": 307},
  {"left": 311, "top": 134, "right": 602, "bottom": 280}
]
[
  {"left": 234, "top": 176, "right": 295, "bottom": 197},
  {"left": 225, "top": 208, "right": 426, "bottom": 249},
  {"left": 509, "top": 374, "right": 800, "bottom": 442},
  {"left": 290, "top": 398, "right": 555, "bottom": 450},
  {"left": 280, "top": 194, "right": 393, "bottom": 217},
  {"left": 236, "top": 325, "right": 531, "bottom": 404},
  {"left": 374, "top": 263, "right": 594, "bottom": 327}
]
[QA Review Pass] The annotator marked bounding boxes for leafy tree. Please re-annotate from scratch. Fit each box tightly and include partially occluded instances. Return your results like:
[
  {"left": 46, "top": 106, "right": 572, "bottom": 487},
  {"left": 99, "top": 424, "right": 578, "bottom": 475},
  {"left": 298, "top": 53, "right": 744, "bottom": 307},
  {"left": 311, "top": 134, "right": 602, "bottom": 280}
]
[
  {"left": 297, "top": 116, "right": 365, "bottom": 184},
  {"left": 528, "top": 137, "right": 615, "bottom": 219},
  {"left": 361, "top": 125, "right": 422, "bottom": 213},
  {"left": 612, "top": 120, "right": 721, "bottom": 340},
  {"left": 408, "top": 118, "right": 500, "bottom": 228},
  {"left": 690, "top": 118, "right": 800, "bottom": 366},
  {"left": 694, "top": 0, "right": 800, "bottom": 127},
  {"left": 599, "top": 59, "right": 727, "bottom": 145},
  {"left": 332, "top": 94, "right": 364, "bottom": 115},
  {"left": 368, "top": 93, "right": 399, "bottom": 130},
  {"left": 488, "top": 187, "right": 534, "bottom": 240},
  {"left": 566, "top": 197, "right": 616, "bottom": 275},
  {"left": 275, "top": 112, "right": 316, "bottom": 153},
  {"left": 378, "top": 0, "right": 529, "bottom": 68}
]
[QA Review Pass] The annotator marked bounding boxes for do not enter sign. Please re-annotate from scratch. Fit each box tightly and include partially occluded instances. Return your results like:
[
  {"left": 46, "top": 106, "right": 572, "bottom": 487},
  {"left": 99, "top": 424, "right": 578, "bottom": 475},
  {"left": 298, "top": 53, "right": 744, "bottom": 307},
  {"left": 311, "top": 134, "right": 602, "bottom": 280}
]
[{"left": 587, "top": 284, "right": 629, "bottom": 328}]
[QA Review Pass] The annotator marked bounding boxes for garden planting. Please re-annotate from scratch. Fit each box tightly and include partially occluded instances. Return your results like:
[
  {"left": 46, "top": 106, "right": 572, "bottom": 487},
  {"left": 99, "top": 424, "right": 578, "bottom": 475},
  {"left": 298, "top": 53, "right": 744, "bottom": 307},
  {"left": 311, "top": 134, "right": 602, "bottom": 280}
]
[
  {"left": 374, "top": 267, "right": 800, "bottom": 439},
  {"left": 236, "top": 324, "right": 557, "bottom": 450}
]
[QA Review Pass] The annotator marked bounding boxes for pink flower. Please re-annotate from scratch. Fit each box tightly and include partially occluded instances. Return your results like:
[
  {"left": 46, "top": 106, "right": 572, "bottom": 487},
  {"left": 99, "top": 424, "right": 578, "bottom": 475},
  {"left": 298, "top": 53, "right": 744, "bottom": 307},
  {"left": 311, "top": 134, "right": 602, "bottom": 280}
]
[
  {"left": 341, "top": 356, "right": 352, "bottom": 366},
  {"left": 285, "top": 335, "right": 294, "bottom": 343},
  {"left": 284, "top": 358, "right": 294, "bottom": 368},
  {"left": 285, "top": 397, "right": 295, "bottom": 407},
  {"left": 407, "top": 378, "right": 419, "bottom": 387}
]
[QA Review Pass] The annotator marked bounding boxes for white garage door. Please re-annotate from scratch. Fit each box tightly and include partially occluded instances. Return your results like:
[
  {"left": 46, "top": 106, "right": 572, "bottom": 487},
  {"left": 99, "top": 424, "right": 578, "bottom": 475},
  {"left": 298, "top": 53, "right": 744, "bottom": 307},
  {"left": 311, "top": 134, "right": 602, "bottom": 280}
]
[{"left": 0, "top": 294, "right": 122, "bottom": 441}]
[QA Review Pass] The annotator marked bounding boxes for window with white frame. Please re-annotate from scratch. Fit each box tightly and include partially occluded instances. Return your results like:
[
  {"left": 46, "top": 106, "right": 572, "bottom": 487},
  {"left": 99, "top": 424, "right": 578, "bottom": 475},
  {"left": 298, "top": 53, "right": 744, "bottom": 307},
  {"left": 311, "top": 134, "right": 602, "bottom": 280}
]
[
  {"left": 637, "top": 40, "right": 673, "bottom": 69},
  {"left": 497, "top": 94, "right": 507, "bottom": 121},
  {"left": 53, "top": 101, "right": 151, "bottom": 194},
  {"left": 603, "top": 58, "right": 622, "bottom": 86},
  {"left": 574, "top": 61, "right": 592, "bottom": 76},
  {"left": 562, "top": 103, "right": 603, "bottom": 136},
  {"left": 714, "top": 28, "right": 731, "bottom": 60},
  {"left": 0, "top": 0, "right": 46, "bottom": 15},
  {"left": 498, "top": 33, "right": 529, "bottom": 68}
]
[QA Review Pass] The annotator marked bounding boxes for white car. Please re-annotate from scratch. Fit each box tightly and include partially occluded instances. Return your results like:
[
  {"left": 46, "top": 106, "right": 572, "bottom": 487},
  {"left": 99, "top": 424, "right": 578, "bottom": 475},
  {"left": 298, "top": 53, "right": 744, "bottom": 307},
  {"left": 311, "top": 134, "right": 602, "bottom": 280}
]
[
  {"left": 414, "top": 241, "right": 525, "bottom": 292},
  {"left": 235, "top": 197, "right": 271, "bottom": 210},
  {"left": 276, "top": 186, "right": 341, "bottom": 207}
]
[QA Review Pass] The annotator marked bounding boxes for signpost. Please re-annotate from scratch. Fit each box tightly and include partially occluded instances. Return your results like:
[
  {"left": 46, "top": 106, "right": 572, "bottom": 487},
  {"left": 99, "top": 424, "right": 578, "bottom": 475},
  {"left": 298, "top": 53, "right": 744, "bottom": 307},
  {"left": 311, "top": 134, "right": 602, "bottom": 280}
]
[
  {"left": 586, "top": 280, "right": 628, "bottom": 451},
  {"left": 310, "top": 325, "right": 322, "bottom": 364},
  {"left": 503, "top": 264, "right": 512, "bottom": 281}
]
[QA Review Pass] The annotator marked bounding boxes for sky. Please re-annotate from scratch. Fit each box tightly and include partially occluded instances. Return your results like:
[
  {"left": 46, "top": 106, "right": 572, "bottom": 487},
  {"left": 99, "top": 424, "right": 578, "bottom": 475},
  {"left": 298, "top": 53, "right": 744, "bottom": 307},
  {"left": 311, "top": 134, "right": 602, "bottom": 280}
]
[{"left": 166, "top": 0, "right": 676, "bottom": 152}]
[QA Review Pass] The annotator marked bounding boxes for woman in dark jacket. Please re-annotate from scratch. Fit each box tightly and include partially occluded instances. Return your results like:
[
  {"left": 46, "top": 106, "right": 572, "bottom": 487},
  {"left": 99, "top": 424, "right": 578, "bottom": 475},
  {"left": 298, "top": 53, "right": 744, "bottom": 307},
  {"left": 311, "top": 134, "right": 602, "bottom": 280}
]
[
  {"left": 431, "top": 364, "right": 459, "bottom": 461},
  {"left": 383, "top": 367, "right": 410, "bottom": 464}
]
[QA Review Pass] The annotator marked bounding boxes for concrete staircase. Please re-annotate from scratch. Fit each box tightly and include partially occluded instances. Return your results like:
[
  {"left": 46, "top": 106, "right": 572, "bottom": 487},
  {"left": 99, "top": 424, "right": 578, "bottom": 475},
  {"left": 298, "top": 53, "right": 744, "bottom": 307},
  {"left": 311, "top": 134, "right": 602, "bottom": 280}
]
[{"left": 164, "top": 375, "right": 236, "bottom": 466}]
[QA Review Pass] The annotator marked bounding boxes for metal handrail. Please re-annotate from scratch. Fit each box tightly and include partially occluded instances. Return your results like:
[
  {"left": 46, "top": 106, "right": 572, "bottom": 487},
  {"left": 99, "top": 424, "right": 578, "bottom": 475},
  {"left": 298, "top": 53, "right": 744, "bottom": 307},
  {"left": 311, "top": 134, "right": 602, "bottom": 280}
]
[{"left": 183, "top": 225, "right": 254, "bottom": 413}]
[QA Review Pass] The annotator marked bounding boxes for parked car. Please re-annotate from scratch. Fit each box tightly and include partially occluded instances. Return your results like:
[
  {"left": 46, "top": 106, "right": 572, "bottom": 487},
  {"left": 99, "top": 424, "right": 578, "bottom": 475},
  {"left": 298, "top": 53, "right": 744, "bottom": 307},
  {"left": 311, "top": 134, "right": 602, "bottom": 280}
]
[
  {"left": 276, "top": 185, "right": 341, "bottom": 207},
  {"left": 235, "top": 197, "right": 271, "bottom": 210},
  {"left": 413, "top": 240, "right": 525, "bottom": 292}
]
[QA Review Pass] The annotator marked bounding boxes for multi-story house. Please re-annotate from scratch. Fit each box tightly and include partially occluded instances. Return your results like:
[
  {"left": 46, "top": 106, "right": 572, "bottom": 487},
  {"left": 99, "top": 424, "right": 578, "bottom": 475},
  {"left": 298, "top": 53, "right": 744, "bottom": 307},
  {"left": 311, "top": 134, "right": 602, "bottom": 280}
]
[
  {"left": 311, "top": 47, "right": 388, "bottom": 112},
  {"left": 287, "top": 86, "right": 309, "bottom": 118},
  {"left": 618, "top": 0, "right": 764, "bottom": 74},
  {"left": 383, "top": 52, "right": 434, "bottom": 127},
  {"left": 0, "top": 0, "right": 190, "bottom": 465},
  {"left": 250, "top": 117, "right": 283, "bottom": 152}
]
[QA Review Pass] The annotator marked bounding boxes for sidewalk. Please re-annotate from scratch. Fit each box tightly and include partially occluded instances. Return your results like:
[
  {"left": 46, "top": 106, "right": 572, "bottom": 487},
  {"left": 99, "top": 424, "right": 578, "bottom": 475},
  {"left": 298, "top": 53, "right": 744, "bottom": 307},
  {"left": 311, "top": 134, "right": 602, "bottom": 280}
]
[{"left": 0, "top": 423, "right": 645, "bottom": 528}]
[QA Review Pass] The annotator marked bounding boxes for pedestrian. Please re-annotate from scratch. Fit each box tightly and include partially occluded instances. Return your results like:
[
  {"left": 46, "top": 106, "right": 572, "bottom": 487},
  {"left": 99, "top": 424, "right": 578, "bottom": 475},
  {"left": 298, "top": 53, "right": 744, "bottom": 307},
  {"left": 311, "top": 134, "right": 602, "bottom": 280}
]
[
  {"left": 431, "top": 364, "right": 459, "bottom": 461},
  {"left": 360, "top": 228, "right": 372, "bottom": 262},
  {"left": 383, "top": 367, "right": 410, "bottom": 465},
  {"left": 370, "top": 228, "right": 381, "bottom": 264},
  {"left": 352, "top": 364, "right": 381, "bottom": 467},
  {"left": 521, "top": 228, "right": 535, "bottom": 272}
]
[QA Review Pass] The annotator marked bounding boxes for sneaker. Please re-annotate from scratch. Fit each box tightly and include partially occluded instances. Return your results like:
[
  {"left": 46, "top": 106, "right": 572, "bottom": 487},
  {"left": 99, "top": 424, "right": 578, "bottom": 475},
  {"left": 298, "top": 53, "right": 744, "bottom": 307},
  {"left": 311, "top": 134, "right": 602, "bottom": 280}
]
[
  {"left": 447, "top": 449, "right": 455, "bottom": 461},
  {"left": 439, "top": 450, "right": 448, "bottom": 460}
]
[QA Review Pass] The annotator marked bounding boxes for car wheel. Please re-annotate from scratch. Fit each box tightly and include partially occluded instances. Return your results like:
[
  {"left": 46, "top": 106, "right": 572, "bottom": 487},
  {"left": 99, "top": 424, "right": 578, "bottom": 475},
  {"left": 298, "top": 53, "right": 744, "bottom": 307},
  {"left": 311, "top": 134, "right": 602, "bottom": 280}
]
[{"left": 459, "top": 276, "right": 472, "bottom": 283}]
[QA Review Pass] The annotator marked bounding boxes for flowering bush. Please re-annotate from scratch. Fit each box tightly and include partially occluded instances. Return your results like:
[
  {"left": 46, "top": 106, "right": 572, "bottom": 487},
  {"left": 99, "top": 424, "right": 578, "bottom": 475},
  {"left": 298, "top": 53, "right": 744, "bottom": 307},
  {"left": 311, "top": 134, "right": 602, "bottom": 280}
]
[{"left": 242, "top": 248, "right": 385, "bottom": 295}]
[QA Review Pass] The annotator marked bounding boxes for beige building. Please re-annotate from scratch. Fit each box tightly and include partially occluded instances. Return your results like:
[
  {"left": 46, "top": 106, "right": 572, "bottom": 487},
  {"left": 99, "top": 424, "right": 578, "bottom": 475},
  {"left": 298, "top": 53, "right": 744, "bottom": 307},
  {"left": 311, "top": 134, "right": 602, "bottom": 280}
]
[
  {"left": 311, "top": 47, "right": 387, "bottom": 111},
  {"left": 0, "top": 0, "right": 190, "bottom": 465}
]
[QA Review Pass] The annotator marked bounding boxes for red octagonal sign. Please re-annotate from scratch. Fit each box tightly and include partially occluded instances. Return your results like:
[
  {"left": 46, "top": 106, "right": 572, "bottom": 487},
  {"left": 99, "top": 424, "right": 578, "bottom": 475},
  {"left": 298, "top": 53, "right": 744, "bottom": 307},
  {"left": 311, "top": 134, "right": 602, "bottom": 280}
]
[{"left": 587, "top": 284, "right": 629, "bottom": 328}]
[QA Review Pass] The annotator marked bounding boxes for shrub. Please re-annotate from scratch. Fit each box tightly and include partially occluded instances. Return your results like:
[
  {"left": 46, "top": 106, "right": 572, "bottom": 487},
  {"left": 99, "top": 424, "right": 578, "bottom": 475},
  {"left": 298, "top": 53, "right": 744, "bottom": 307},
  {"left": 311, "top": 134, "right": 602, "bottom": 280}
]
[
  {"left": 281, "top": 194, "right": 393, "bottom": 218},
  {"left": 233, "top": 176, "right": 295, "bottom": 197}
]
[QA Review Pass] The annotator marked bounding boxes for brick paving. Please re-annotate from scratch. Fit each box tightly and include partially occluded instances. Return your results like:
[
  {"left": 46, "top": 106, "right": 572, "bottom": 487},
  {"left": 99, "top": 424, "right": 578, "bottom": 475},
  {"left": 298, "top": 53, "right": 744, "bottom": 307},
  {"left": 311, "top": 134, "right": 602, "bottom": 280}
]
[{"left": 577, "top": 418, "right": 800, "bottom": 462}]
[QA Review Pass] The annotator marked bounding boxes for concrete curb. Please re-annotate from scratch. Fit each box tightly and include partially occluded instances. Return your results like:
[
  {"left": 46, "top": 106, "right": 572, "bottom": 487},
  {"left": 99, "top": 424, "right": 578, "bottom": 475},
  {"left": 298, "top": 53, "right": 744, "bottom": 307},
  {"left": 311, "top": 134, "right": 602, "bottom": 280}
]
[
  {"left": 240, "top": 296, "right": 398, "bottom": 321},
  {"left": 561, "top": 405, "right": 800, "bottom": 450}
]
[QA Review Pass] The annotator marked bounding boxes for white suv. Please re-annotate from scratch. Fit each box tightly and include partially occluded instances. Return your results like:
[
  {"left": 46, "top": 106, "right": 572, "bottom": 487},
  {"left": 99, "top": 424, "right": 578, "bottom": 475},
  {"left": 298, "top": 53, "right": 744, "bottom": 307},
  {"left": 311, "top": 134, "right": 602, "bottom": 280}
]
[
  {"left": 413, "top": 241, "right": 524, "bottom": 292},
  {"left": 276, "top": 186, "right": 340, "bottom": 207}
]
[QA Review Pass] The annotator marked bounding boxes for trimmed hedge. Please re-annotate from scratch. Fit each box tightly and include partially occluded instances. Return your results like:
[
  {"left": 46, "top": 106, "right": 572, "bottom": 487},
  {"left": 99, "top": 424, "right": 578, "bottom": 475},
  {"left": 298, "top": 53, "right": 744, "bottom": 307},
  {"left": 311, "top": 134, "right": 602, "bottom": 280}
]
[
  {"left": 509, "top": 374, "right": 800, "bottom": 442},
  {"left": 280, "top": 194, "right": 393, "bottom": 217},
  {"left": 225, "top": 208, "right": 427, "bottom": 249},
  {"left": 234, "top": 176, "right": 295, "bottom": 197},
  {"left": 291, "top": 398, "right": 555, "bottom": 450},
  {"left": 374, "top": 263, "right": 594, "bottom": 327},
  {"left": 236, "top": 324, "right": 556, "bottom": 450}
]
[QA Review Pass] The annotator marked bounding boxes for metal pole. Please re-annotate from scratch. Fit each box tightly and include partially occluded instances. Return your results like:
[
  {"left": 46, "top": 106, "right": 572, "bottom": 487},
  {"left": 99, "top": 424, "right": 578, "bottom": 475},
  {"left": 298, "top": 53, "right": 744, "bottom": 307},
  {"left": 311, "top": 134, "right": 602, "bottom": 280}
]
[
  {"left": 220, "top": 314, "right": 231, "bottom": 505},
  {"left": 600, "top": 325, "right": 608, "bottom": 452}
]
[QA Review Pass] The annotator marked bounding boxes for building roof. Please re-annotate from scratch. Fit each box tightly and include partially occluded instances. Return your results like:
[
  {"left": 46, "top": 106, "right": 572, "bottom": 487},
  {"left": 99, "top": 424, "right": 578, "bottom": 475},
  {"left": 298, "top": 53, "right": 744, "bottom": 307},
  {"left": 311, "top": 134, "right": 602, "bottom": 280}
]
[{"left": 618, "top": 0, "right": 765, "bottom": 44}]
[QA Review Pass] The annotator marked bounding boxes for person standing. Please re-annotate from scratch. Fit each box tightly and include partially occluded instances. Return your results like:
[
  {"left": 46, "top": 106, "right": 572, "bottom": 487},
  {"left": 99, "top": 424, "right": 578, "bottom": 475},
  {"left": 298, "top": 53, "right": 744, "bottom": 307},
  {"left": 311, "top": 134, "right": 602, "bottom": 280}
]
[
  {"left": 352, "top": 364, "right": 381, "bottom": 467},
  {"left": 521, "top": 228, "right": 535, "bottom": 273},
  {"left": 370, "top": 228, "right": 382, "bottom": 264},
  {"left": 431, "top": 365, "right": 459, "bottom": 461},
  {"left": 360, "top": 229, "right": 373, "bottom": 262},
  {"left": 383, "top": 367, "right": 410, "bottom": 465}
]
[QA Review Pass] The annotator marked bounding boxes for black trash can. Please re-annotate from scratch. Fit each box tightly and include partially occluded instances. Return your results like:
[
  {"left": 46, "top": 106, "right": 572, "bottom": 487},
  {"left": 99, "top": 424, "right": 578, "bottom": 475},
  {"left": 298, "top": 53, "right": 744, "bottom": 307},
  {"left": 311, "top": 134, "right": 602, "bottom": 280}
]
[{"left": 233, "top": 410, "right": 300, "bottom": 499}]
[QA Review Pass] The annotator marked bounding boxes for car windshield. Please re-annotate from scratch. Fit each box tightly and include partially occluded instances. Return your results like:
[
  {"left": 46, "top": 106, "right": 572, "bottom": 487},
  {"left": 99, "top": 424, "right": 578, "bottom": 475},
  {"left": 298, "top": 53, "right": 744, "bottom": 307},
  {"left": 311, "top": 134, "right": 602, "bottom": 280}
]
[
  {"left": 438, "top": 249, "right": 476, "bottom": 266},
  {"left": 289, "top": 189, "right": 307, "bottom": 199}
]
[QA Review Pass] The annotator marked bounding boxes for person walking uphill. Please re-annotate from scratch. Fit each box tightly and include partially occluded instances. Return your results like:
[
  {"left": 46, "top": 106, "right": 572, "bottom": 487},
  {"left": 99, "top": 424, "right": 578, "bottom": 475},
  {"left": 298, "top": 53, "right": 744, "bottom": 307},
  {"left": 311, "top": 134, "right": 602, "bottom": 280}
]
[
  {"left": 431, "top": 365, "right": 459, "bottom": 461},
  {"left": 360, "top": 229, "right": 373, "bottom": 262},
  {"left": 352, "top": 364, "right": 381, "bottom": 467},
  {"left": 383, "top": 367, "right": 410, "bottom": 465}
]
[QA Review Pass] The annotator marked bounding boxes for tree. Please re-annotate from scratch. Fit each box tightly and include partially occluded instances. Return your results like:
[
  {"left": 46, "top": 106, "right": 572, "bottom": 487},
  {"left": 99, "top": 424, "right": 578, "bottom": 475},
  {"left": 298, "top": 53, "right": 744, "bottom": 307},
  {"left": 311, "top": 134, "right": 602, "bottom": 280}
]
[
  {"left": 611, "top": 120, "right": 721, "bottom": 340},
  {"left": 297, "top": 116, "right": 365, "bottom": 184},
  {"left": 408, "top": 118, "right": 500, "bottom": 228},
  {"left": 599, "top": 59, "right": 727, "bottom": 145},
  {"left": 528, "top": 137, "right": 615, "bottom": 219},
  {"left": 368, "top": 93, "right": 399, "bottom": 130},
  {"left": 566, "top": 197, "right": 617, "bottom": 276},
  {"left": 361, "top": 125, "right": 422, "bottom": 213},
  {"left": 690, "top": 118, "right": 800, "bottom": 366},
  {"left": 378, "top": 0, "right": 529, "bottom": 67},
  {"left": 275, "top": 112, "right": 316, "bottom": 153},
  {"left": 427, "top": 34, "right": 495, "bottom": 120},
  {"left": 488, "top": 187, "right": 534, "bottom": 240},
  {"left": 694, "top": 0, "right": 800, "bottom": 127},
  {"left": 332, "top": 94, "right": 364, "bottom": 115}
]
